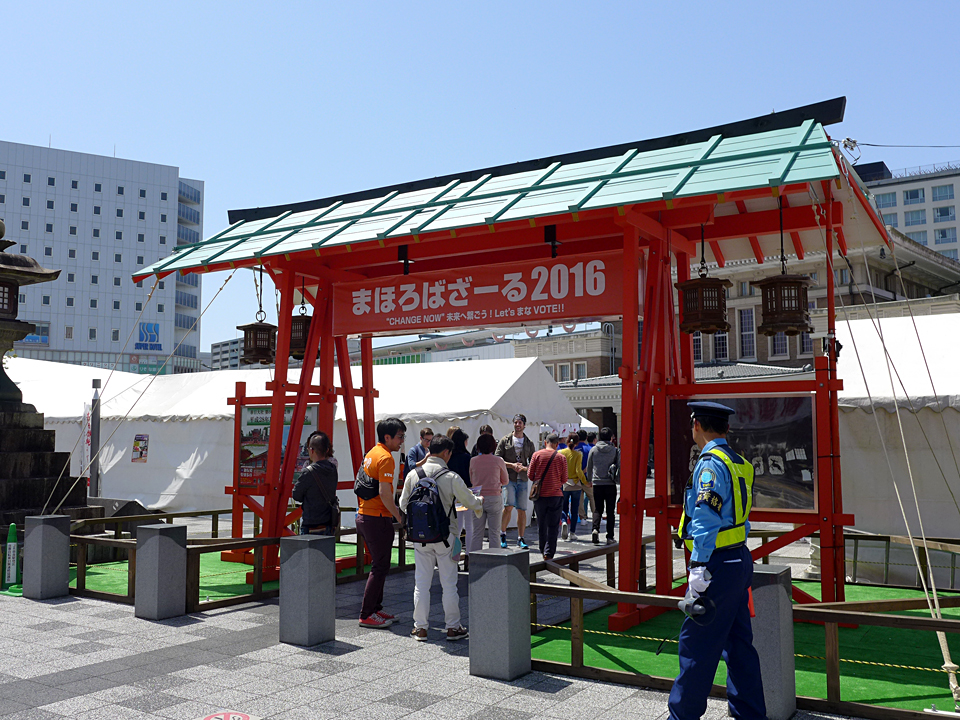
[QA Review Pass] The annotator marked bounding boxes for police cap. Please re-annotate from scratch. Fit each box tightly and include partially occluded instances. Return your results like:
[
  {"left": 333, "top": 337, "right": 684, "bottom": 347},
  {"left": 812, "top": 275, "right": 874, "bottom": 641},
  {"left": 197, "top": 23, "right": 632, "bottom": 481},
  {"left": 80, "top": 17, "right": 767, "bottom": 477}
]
[{"left": 688, "top": 401, "right": 736, "bottom": 422}]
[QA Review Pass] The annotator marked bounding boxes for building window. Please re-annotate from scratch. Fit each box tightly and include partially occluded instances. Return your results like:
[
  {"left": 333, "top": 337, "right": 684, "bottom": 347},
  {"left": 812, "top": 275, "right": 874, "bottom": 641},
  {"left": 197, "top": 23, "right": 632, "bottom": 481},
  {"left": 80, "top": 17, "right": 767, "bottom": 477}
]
[
  {"left": 771, "top": 332, "right": 788, "bottom": 357},
  {"left": 67, "top": 273, "right": 74, "bottom": 283},
  {"left": 693, "top": 331, "right": 702, "bottom": 364},
  {"left": 91, "top": 251, "right": 99, "bottom": 261},
  {"left": 23, "top": 173, "right": 31, "bottom": 183},
  {"left": 933, "top": 184, "right": 955, "bottom": 202},
  {"left": 18, "top": 293, "right": 25, "bottom": 304},
  {"left": 135, "top": 302, "right": 143, "bottom": 311},
  {"left": 46, "top": 199, "right": 54, "bottom": 210},
  {"left": 906, "top": 230, "right": 928, "bottom": 246},
  {"left": 20, "top": 221, "right": 28, "bottom": 231},
  {"left": 117, "top": 186, "right": 124, "bottom": 195},
  {"left": 137, "top": 255, "right": 144, "bottom": 265},
  {"left": 574, "top": 362, "right": 587, "bottom": 380},
  {"left": 91, "top": 274, "right": 98, "bottom": 284},
  {"left": 875, "top": 192, "right": 896, "bottom": 209},
  {"left": 0, "top": 170, "right": 6, "bottom": 179},
  {"left": 89, "top": 328, "right": 97, "bottom": 340},
  {"left": 800, "top": 332, "right": 814, "bottom": 355},
  {"left": 836, "top": 268, "right": 849, "bottom": 284},
  {"left": 41, "top": 295, "right": 50, "bottom": 306},
  {"left": 111, "top": 329, "right": 120, "bottom": 342},
  {"left": 68, "top": 248, "right": 76, "bottom": 259},
  {"left": 714, "top": 331, "right": 728, "bottom": 361},
  {"left": 116, "top": 231, "right": 123, "bottom": 240},
  {"left": 94, "top": 183, "right": 101, "bottom": 193},
  {"left": 43, "top": 246, "right": 52, "bottom": 257},
  {"left": 64, "top": 326, "right": 73, "bottom": 339},
  {"left": 69, "top": 226, "right": 77, "bottom": 236},
  {"left": 139, "top": 188, "right": 146, "bottom": 198},
  {"left": 66, "top": 297, "right": 74, "bottom": 307},
  {"left": 904, "top": 188, "right": 925, "bottom": 205},
  {"left": 45, "top": 223, "right": 53, "bottom": 233},
  {"left": 19, "top": 244, "right": 26, "bottom": 254},
  {"left": 738, "top": 308, "right": 755, "bottom": 359},
  {"left": 113, "top": 277, "right": 121, "bottom": 287},
  {"left": 22, "top": 197, "right": 29, "bottom": 207},
  {"left": 93, "top": 228, "right": 100, "bottom": 238},
  {"left": 939, "top": 249, "right": 959, "bottom": 260},
  {"left": 935, "top": 228, "right": 958, "bottom": 244},
  {"left": 138, "top": 211, "right": 145, "bottom": 221},
  {"left": 47, "top": 177, "right": 55, "bottom": 187},
  {"left": 739, "top": 281, "right": 754, "bottom": 297},
  {"left": 114, "top": 253, "right": 122, "bottom": 263},
  {"left": 159, "top": 235, "right": 166, "bottom": 245},
  {"left": 0, "top": 194, "right": 4, "bottom": 204},
  {"left": 157, "top": 304, "right": 165, "bottom": 313},
  {"left": 934, "top": 206, "right": 956, "bottom": 223},
  {"left": 116, "top": 208, "right": 123, "bottom": 218},
  {"left": 158, "top": 280, "right": 165, "bottom": 290},
  {"left": 161, "top": 191, "right": 168, "bottom": 201},
  {"left": 160, "top": 213, "right": 167, "bottom": 223},
  {"left": 93, "top": 205, "right": 100, "bottom": 215},
  {"left": 71, "top": 180, "right": 78, "bottom": 190},
  {"left": 113, "top": 300, "right": 120, "bottom": 310},
  {"left": 904, "top": 209, "right": 926, "bottom": 226},
  {"left": 136, "top": 280, "right": 143, "bottom": 288},
  {"left": 881, "top": 212, "right": 898, "bottom": 228},
  {"left": 70, "top": 202, "right": 77, "bottom": 212},
  {"left": 90, "top": 299, "right": 98, "bottom": 309}
]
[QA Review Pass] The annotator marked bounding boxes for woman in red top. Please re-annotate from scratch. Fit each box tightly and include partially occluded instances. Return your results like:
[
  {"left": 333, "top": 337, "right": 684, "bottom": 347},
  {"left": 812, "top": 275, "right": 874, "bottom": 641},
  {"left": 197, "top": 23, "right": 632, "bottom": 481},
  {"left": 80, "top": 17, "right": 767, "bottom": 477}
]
[
  {"left": 467, "top": 433, "right": 509, "bottom": 552},
  {"left": 528, "top": 433, "right": 566, "bottom": 560}
]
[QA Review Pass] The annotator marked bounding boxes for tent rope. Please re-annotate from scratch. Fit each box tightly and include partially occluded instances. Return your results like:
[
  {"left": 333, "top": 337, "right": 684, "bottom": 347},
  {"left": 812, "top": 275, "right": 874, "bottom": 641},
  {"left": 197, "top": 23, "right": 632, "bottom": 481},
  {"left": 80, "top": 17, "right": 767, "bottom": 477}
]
[{"left": 45, "top": 270, "right": 237, "bottom": 515}]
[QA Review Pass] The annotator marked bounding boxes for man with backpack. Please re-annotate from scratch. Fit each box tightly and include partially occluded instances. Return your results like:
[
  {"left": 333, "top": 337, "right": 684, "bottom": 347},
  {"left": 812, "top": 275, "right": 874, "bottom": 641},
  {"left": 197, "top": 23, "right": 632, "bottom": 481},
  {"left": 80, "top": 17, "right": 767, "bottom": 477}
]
[
  {"left": 399, "top": 434, "right": 483, "bottom": 642},
  {"left": 586, "top": 426, "right": 620, "bottom": 545},
  {"left": 292, "top": 431, "right": 339, "bottom": 536}
]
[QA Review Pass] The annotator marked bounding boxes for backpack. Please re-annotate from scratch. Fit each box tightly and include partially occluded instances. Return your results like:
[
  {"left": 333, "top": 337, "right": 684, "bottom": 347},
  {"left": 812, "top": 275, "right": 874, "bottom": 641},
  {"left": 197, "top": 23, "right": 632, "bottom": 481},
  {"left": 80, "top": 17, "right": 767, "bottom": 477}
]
[
  {"left": 404, "top": 468, "right": 454, "bottom": 546},
  {"left": 354, "top": 463, "right": 379, "bottom": 501}
]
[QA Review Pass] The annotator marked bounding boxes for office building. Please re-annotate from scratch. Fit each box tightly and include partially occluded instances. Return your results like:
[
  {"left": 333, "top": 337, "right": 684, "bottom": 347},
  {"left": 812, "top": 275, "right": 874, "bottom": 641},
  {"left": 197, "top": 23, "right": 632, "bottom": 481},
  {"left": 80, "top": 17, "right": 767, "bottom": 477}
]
[
  {"left": 210, "top": 337, "right": 245, "bottom": 370},
  {"left": 0, "top": 141, "right": 203, "bottom": 373}
]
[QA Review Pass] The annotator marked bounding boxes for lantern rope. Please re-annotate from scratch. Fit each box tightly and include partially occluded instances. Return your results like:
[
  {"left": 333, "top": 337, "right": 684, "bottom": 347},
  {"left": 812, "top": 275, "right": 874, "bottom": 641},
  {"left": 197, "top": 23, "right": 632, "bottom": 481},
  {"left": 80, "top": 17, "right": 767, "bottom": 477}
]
[
  {"left": 809, "top": 186, "right": 960, "bottom": 706},
  {"left": 43, "top": 270, "right": 237, "bottom": 516}
]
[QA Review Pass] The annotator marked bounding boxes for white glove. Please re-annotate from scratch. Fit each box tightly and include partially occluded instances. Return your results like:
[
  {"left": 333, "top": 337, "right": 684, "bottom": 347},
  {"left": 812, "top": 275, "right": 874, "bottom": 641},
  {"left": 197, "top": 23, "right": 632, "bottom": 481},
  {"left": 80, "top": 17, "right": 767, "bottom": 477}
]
[
  {"left": 688, "top": 566, "right": 712, "bottom": 595},
  {"left": 474, "top": 507, "right": 484, "bottom": 519}
]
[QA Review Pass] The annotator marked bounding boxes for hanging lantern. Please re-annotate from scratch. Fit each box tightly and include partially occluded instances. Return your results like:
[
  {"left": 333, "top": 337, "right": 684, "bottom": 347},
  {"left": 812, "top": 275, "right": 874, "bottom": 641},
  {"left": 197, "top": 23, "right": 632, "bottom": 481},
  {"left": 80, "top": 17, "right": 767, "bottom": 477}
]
[
  {"left": 750, "top": 197, "right": 814, "bottom": 337},
  {"left": 289, "top": 278, "right": 312, "bottom": 360},
  {"left": 674, "top": 224, "right": 732, "bottom": 334},
  {"left": 238, "top": 265, "right": 277, "bottom": 365}
]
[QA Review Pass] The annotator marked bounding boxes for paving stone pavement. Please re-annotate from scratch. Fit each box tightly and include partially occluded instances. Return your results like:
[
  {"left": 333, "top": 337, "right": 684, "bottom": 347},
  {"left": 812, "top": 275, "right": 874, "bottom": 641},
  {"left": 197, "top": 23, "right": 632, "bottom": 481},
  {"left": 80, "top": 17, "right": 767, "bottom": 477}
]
[{"left": 0, "top": 520, "right": 867, "bottom": 720}]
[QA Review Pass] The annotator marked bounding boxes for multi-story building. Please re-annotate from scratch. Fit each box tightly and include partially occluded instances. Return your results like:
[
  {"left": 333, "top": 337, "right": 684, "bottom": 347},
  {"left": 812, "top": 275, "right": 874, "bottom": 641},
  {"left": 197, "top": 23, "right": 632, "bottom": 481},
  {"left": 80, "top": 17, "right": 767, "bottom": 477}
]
[
  {"left": 0, "top": 141, "right": 203, "bottom": 373},
  {"left": 210, "top": 337, "right": 244, "bottom": 370},
  {"left": 856, "top": 160, "right": 960, "bottom": 260}
]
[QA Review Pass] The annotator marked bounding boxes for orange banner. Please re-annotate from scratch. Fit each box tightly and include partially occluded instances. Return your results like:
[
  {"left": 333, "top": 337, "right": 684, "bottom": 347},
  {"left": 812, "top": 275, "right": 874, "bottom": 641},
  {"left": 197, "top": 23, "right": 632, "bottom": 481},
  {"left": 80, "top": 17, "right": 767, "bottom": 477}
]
[{"left": 332, "top": 251, "right": 623, "bottom": 335}]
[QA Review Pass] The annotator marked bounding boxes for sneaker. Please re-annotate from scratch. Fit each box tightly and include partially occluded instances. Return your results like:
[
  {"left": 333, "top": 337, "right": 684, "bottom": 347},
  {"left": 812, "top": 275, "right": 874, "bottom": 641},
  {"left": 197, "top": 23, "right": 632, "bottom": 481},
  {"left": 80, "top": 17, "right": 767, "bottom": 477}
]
[
  {"left": 446, "top": 626, "right": 469, "bottom": 641},
  {"left": 376, "top": 611, "right": 397, "bottom": 621},
  {"left": 411, "top": 627, "right": 428, "bottom": 642},
  {"left": 561, "top": 522, "right": 569, "bottom": 540},
  {"left": 606, "top": 536, "right": 615, "bottom": 544},
  {"left": 500, "top": 533, "right": 508, "bottom": 549},
  {"left": 359, "top": 614, "right": 393, "bottom": 629},
  {"left": 592, "top": 531, "right": 600, "bottom": 545},
  {"left": 569, "top": 532, "right": 578, "bottom": 541},
  {"left": 518, "top": 537, "right": 529, "bottom": 549}
]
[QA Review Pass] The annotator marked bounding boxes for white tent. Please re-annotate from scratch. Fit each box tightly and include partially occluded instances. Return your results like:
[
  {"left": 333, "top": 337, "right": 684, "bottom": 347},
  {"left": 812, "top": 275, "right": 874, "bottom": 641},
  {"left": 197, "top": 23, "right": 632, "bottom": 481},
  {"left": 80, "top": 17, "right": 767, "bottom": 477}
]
[
  {"left": 835, "top": 314, "right": 960, "bottom": 585},
  {"left": 8, "top": 356, "right": 577, "bottom": 513}
]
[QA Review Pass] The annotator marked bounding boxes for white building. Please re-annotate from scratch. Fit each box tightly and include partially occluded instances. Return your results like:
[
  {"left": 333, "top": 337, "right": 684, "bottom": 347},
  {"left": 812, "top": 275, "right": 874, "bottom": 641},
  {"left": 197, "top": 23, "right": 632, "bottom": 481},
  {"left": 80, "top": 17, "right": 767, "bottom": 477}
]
[
  {"left": 0, "top": 141, "right": 203, "bottom": 373},
  {"left": 210, "top": 337, "right": 244, "bottom": 370},
  {"left": 857, "top": 159, "right": 959, "bottom": 260}
]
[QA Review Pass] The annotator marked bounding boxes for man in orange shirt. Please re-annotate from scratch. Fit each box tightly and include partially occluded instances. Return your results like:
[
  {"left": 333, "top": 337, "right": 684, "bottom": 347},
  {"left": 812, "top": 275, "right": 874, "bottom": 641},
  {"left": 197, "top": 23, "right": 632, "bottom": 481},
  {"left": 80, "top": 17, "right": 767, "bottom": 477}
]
[{"left": 356, "top": 417, "right": 406, "bottom": 629}]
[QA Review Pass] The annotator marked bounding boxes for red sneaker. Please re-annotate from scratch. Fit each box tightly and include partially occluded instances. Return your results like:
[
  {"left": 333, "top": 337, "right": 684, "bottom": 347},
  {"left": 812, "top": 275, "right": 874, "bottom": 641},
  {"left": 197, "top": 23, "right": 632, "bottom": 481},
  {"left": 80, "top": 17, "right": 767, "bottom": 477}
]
[
  {"left": 359, "top": 614, "right": 393, "bottom": 629},
  {"left": 376, "top": 611, "right": 397, "bottom": 621}
]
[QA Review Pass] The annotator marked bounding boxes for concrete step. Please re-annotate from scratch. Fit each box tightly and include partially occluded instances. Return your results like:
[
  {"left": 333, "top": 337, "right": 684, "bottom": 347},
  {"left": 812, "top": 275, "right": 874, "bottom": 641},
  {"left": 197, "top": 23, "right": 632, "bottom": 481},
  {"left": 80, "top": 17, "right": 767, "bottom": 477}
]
[
  {"left": 0, "top": 475, "right": 87, "bottom": 517},
  {"left": 0, "top": 408, "right": 44, "bottom": 429},
  {"left": 0, "top": 427, "right": 56, "bottom": 453},
  {"left": 0, "top": 451, "right": 71, "bottom": 480}
]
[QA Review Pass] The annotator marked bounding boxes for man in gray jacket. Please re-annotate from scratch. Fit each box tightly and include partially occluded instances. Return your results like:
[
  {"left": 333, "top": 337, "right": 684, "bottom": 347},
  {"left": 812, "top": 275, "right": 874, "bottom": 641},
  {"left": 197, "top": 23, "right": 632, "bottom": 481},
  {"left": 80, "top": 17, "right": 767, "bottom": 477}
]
[
  {"left": 585, "top": 427, "right": 620, "bottom": 545},
  {"left": 400, "top": 434, "right": 483, "bottom": 642}
]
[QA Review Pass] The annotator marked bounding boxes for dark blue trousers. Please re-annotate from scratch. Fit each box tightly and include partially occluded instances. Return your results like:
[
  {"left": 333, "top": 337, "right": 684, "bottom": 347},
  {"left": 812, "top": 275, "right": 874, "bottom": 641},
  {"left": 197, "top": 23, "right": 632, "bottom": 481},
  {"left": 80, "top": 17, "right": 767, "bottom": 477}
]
[{"left": 668, "top": 545, "right": 767, "bottom": 720}]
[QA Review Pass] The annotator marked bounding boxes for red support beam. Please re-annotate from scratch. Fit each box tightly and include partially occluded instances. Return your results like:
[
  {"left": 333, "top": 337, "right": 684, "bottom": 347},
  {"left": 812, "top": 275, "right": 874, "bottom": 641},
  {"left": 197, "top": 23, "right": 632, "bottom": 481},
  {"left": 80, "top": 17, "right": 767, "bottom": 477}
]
[
  {"left": 780, "top": 195, "right": 806, "bottom": 260},
  {"left": 735, "top": 201, "right": 765, "bottom": 264},
  {"left": 701, "top": 202, "right": 843, "bottom": 242},
  {"left": 675, "top": 251, "right": 694, "bottom": 383},
  {"left": 709, "top": 241, "right": 725, "bottom": 267},
  {"left": 334, "top": 335, "right": 364, "bottom": 476},
  {"left": 360, "top": 337, "right": 376, "bottom": 451}
]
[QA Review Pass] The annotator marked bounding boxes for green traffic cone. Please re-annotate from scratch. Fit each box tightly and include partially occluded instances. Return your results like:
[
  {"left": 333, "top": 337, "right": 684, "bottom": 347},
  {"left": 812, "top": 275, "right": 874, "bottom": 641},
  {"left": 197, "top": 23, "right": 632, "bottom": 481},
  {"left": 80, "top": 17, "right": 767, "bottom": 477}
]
[{"left": 1, "top": 524, "right": 17, "bottom": 590}]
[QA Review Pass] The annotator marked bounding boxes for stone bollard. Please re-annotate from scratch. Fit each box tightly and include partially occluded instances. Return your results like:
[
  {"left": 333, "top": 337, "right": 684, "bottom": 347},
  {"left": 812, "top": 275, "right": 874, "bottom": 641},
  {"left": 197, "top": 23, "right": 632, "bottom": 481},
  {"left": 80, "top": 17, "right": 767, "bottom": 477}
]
[
  {"left": 468, "top": 548, "right": 531, "bottom": 680},
  {"left": 23, "top": 515, "right": 70, "bottom": 600},
  {"left": 751, "top": 564, "right": 796, "bottom": 720},
  {"left": 135, "top": 524, "right": 187, "bottom": 620},
  {"left": 279, "top": 535, "right": 336, "bottom": 646}
]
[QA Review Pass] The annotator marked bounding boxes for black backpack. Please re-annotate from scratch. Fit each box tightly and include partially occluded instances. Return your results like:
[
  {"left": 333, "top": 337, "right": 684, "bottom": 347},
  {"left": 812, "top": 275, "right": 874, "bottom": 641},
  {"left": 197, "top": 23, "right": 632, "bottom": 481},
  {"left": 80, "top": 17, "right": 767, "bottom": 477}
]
[
  {"left": 354, "top": 463, "right": 379, "bottom": 500},
  {"left": 404, "top": 468, "right": 454, "bottom": 546}
]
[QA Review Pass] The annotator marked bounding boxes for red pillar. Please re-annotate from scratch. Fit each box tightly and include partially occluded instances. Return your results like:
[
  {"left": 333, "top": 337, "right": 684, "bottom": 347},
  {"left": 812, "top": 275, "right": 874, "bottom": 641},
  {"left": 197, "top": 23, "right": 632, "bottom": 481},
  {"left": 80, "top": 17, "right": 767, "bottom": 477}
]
[
  {"left": 335, "top": 335, "right": 364, "bottom": 477},
  {"left": 360, "top": 337, "right": 376, "bottom": 453}
]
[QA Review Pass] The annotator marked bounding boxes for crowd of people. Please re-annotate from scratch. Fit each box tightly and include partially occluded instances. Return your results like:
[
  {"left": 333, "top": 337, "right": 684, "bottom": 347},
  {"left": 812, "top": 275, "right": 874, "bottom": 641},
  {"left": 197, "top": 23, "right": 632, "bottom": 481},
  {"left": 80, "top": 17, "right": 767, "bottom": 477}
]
[{"left": 292, "top": 415, "right": 621, "bottom": 640}]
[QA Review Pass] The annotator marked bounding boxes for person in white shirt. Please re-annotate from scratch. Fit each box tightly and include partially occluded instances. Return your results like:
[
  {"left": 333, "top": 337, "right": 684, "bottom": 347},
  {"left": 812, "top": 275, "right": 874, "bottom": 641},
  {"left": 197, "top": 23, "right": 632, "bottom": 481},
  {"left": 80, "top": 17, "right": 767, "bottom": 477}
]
[{"left": 400, "top": 434, "right": 483, "bottom": 642}]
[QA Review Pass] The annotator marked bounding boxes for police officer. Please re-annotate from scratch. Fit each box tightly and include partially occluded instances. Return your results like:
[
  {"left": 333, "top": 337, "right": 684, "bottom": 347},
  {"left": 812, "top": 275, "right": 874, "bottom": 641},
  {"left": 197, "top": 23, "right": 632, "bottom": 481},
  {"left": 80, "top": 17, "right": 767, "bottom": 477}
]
[{"left": 668, "top": 401, "right": 767, "bottom": 720}]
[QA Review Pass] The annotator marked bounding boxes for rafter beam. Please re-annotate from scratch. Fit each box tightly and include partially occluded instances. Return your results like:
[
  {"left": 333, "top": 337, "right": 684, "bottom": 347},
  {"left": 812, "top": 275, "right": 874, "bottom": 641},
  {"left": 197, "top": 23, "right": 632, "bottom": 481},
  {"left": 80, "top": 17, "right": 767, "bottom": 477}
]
[
  {"left": 780, "top": 195, "right": 806, "bottom": 259},
  {"left": 735, "top": 201, "right": 765, "bottom": 264},
  {"left": 702, "top": 202, "right": 842, "bottom": 242}
]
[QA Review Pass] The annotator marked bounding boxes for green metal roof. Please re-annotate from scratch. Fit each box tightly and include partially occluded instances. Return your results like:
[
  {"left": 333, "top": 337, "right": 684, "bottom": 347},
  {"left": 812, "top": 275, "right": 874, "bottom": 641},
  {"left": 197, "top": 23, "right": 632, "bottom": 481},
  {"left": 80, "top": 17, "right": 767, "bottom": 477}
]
[{"left": 138, "top": 120, "right": 842, "bottom": 279}]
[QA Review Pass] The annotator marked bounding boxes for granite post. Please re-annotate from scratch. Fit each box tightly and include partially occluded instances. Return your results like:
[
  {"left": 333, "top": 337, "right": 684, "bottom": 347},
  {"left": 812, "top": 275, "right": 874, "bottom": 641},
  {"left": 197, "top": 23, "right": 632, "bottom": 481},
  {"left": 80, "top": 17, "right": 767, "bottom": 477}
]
[
  {"left": 135, "top": 523, "right": 187, "bottom": 620},
  {"left": 23, "top": 515, "right": 70, "bottom": 599},
  {"left": 279, "top": 535, "right": 336, "bottom": 646},
  {"left": 751, "top": 564, "right": 796, "bottom": 720},
  {"left": 468, "top": 548, "right": 531, "bottom": 680}
]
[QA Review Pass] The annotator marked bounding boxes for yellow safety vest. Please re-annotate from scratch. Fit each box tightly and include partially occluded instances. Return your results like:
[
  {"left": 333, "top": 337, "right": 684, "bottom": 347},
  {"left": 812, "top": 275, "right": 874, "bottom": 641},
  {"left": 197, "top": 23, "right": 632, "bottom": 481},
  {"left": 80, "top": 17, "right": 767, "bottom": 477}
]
[{"left": 677, "top": 446, "right": 754, "bottom": 552}]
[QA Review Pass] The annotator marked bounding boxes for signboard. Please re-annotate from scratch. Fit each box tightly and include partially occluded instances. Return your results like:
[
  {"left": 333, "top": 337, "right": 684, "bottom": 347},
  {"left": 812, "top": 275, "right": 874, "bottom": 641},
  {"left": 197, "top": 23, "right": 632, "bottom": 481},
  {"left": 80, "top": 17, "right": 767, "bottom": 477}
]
[
  {"left": 669, "top": 395, "right": 816, "bottom": 511},
  {"left": 135, "top": 322, "right": 163, "bottom": 352},
  {"left": 333, "top": 252, "right": 623, "bottom": 335},
  {"left": 238, "top": 405, "right": 319, "bottom": 491},
  {"left": 132, "top": 434, "right": 149, "bottom": 463}
]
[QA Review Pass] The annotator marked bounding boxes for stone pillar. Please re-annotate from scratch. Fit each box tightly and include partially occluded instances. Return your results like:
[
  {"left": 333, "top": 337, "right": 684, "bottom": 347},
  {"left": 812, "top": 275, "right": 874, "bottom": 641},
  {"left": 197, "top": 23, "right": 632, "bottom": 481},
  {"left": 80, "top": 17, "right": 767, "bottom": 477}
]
[
  {"left": 23, "top": 515, "right": 70, "bottom": 600},
  {"left": 751, "top": 564, "right": 796, "bottom": 720},
  {"left": 469, "top": 548, "right": 530, "bottom": 680},
  {"left": 279, "top": 535, "right": 336, "bottom": 646},
  {"left": 135, "top": 524, "right": 186, "bottom": 620}
]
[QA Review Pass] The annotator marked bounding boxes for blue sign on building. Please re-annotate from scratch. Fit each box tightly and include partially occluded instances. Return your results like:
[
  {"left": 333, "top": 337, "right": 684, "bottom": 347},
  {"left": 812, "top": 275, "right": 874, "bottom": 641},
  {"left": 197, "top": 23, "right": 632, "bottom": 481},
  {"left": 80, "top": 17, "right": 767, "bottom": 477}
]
[{"left": 134, "top": 322, "right": 162, "bottom": 351}]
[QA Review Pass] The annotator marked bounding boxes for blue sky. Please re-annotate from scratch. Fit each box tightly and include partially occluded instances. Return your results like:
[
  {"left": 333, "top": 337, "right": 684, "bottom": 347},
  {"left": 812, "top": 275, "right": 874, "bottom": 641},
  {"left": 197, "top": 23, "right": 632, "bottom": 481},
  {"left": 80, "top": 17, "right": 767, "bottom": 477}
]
[{"left": 5, "top": 1, "right": 959, "bottom": 350}]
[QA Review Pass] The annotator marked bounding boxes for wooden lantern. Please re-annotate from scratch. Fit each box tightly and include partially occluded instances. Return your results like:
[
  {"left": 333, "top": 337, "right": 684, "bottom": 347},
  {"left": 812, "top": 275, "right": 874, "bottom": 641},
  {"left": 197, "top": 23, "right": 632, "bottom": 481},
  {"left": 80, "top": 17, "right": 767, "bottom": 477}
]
[
  {"left": 289, "top": 312, "right": 312, "bottom": 360},
  {"left": 750, "top": 274, "right": 814, "bottom": 336},
  {"left": 674, "top": 277, "right": 733, "bottom": 334},
  {"left": 237, "top": 320, "right": 277, "bottom": 365}
]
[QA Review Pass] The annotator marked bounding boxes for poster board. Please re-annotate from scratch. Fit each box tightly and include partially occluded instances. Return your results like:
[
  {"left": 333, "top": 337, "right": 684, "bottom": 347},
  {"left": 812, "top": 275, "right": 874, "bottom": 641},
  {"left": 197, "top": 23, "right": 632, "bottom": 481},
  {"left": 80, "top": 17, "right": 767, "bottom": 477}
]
[
  {"left": 238, "top": 405, "right": 319, "bottom": 491},
  {"left": 668, "top": 394, "right": 816, "bottom": 512},
  {"left": 132, "top": 434, "right": 149, "bottom": 463}
]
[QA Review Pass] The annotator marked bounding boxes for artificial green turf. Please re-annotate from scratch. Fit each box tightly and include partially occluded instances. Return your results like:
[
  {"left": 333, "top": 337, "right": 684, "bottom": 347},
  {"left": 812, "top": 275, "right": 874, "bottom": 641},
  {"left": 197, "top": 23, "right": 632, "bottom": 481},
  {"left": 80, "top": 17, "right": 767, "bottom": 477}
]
[
  {"left": 531, "top": 580, "right": 960, "bottom": 713},
  {"left": 68, "top": 542, "right": 415, "bottom": 599}
]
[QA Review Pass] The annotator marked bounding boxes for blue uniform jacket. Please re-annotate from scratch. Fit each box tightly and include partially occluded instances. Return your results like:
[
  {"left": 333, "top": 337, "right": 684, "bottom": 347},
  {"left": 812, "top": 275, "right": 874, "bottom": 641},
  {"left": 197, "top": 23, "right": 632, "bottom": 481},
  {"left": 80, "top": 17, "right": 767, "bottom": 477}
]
[{"left": 684, "top": 438, "right": 750, "bottom": 564}]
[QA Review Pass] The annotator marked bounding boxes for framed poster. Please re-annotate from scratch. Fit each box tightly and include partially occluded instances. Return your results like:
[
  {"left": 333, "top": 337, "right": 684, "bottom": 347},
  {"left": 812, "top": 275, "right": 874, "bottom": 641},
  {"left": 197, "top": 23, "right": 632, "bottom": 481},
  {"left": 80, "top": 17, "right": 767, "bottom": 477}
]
[
  {"left": 238, "top": 405, "right": 319, "bottom": 491},
  {"left": 668, "top": 394, "right": 816, "bottom": 512},
  {"left": 132, "top": 434, "right": 149, "bottom": 463}
]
